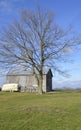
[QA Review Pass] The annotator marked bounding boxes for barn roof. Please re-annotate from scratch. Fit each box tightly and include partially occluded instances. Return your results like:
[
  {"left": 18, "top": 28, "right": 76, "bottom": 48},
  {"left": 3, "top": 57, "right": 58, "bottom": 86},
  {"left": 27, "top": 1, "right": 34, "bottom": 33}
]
[{"left": 7, "top": 68, "right": 53, "bottom": 76}]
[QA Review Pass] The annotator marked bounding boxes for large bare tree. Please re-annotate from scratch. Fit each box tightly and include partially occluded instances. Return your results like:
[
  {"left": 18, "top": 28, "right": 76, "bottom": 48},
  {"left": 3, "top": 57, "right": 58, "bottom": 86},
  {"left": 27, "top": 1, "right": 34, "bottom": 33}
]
[{"left": 0, "top": 8, "right": 80, "bottom": 94}]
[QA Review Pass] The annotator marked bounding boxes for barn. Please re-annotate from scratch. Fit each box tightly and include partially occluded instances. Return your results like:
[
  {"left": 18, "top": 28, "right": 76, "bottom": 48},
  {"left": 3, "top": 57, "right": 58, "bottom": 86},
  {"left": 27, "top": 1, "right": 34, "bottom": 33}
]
[{"left": 6, "top": 68, "right": 53, "bottom": 93}]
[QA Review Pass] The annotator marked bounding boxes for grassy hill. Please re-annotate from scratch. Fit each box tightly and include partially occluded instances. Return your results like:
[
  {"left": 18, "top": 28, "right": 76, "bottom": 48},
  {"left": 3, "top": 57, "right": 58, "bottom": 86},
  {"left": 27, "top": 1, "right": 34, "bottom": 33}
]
[{"left": 0, "top": 91, "right": 81, "bottom": 130}]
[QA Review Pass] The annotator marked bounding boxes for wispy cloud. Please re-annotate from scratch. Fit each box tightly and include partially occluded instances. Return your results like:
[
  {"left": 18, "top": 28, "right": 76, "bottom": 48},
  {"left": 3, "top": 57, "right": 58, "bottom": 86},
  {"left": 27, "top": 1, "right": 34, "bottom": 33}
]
[
  {"left": 63, "top": 47, "right": 73, "bottom": 54},
  {"left": 0, "top": 0, "right": 12, "bottom": 12},
  {"left": 53, "top": 79, "right": 81, "bottom": 89},
  {"left": 0, "top": 0, "right": 23, "bottom": 13}
]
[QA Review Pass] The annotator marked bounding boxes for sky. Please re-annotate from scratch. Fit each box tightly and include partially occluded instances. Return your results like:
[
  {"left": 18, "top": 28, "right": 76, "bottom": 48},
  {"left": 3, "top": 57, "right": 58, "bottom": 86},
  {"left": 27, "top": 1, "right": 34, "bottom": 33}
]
[{"left": 0, "top": 0, "right": 81, "bottom": 89}]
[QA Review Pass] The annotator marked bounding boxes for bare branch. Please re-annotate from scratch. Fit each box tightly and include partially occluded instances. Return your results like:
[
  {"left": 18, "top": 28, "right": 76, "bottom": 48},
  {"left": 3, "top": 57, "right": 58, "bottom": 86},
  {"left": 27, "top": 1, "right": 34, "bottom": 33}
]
[{"left": 0, "top": 7, "right": 80, "bottom": 93}]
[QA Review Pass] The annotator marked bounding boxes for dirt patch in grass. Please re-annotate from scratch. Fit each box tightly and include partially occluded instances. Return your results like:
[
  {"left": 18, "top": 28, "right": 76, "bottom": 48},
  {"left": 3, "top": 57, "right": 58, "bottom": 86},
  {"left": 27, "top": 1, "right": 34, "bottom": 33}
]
[
  {"left": 22, "top": 106, "right": 50, "bottom": 112},
  {"left": 22, "top": 106, "right": 67, "bottom": 114}
]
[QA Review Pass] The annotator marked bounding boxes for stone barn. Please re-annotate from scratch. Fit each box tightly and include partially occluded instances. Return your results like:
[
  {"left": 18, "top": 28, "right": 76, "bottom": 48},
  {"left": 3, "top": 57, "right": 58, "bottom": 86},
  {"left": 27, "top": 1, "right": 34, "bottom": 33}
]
[{"left": 6, "top": 68, "right": 53, "bottom": 93}]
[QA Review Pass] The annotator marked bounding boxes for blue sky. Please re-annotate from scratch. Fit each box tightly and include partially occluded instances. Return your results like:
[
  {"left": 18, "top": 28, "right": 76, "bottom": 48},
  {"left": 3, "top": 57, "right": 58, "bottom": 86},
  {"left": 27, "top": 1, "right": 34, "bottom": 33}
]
[{"left": 0, "top": 0, "right": 81, "bottom": 88}]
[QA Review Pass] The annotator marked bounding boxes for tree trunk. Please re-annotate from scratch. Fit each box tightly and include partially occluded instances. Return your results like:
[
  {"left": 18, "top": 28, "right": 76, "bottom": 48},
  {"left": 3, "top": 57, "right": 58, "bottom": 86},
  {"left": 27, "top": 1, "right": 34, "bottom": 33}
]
[{"left": 38, "top": 75, "right": 43, "bottom": 94}]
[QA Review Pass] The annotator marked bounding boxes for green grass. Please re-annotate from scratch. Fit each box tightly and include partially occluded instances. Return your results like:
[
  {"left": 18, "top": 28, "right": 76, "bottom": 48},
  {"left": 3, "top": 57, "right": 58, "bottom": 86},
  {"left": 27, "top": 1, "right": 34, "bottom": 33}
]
[{"left": 0, "top": 91, "right": 81, "bottom": 130}]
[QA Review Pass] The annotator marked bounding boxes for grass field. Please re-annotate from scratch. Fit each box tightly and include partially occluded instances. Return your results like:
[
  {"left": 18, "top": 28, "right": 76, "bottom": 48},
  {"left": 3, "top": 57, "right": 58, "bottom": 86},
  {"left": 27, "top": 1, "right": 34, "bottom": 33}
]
[{"left": 0, "top": 91, "right": 81, "bottom": 130}]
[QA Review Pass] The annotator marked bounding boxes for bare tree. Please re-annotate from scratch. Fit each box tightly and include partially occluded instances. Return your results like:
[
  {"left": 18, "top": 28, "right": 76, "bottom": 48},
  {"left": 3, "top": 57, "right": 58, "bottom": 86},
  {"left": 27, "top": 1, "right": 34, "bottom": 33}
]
[{"left": 0, "top": 8, "right": 80, "bottom": 94}]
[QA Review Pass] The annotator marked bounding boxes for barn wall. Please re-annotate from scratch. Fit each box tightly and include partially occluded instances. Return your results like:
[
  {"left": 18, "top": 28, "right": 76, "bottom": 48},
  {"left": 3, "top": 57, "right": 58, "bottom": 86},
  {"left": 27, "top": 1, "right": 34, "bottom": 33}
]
[
  {"left": 7, "top": 70, "right": 53, "bottom": 93},
  {"left": 42, "top": 75, "right": 46, "bottom": 92},
  {"left": 7, "top": 76, "right": 19, "bottom": 84},
  {"left": 46, "top": 71, "right": 52, "bottom": 92},
  {"left": 7, "top": 75, "right": 38, "bottom": 92}
]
